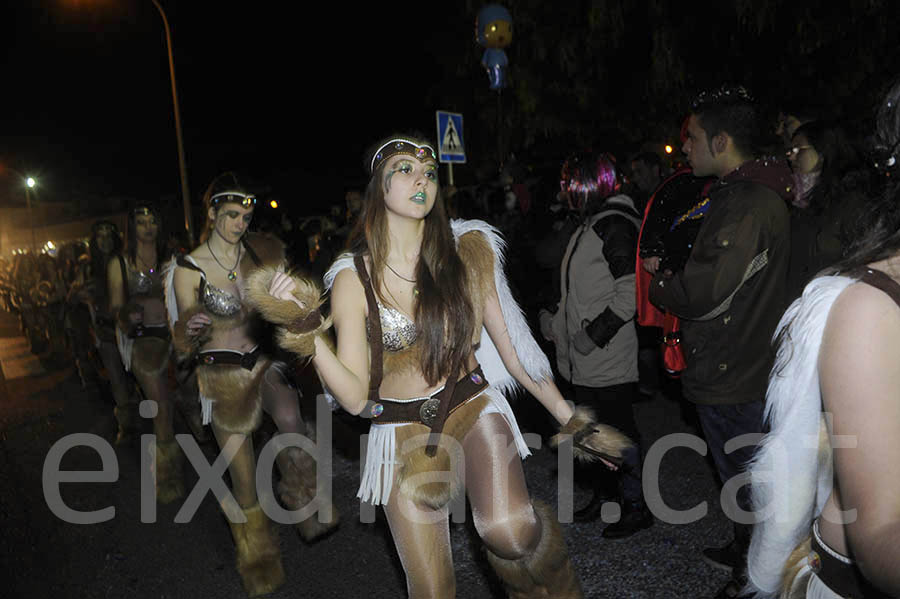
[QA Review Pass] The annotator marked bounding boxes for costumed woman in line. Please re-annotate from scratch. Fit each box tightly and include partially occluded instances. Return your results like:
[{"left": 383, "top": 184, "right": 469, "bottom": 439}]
[
  {"left": 168, "top": 173, "right": 338, "bottom": 598},
  {"left": 107, "top": 205, "right": 183, "bottom": 503},
  {"left": 89, "top": 221, "right": 140, "bottom": 444},
  {"left": 247, "top": 134, "right": 631, "bottom": 598},
  {"left": 745, "top": 80, "right": 900, "bottom": 598}
]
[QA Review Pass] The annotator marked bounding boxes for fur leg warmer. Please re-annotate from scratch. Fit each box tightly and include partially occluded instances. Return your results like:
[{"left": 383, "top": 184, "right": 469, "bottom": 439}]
[
  {"left": 242, "top": 267, "right": 332, "bottom": 358},
  {"left": 275, "top": 446, "right": 339, "bottom": 543},
  {"left": 227, "top": 502, "right": 286, "bottom": 598},
  {"left": 485, "top": 501, "right": 584, "bottom": 598},
  {"left": 153, "top": 438, "right": 185, "bottom": 504},
  {"left": 550, "top": 405, "right": 634, "bottom": 466},
  {"left": 395, "top": 394, "right": 490, "bottom": 510}
]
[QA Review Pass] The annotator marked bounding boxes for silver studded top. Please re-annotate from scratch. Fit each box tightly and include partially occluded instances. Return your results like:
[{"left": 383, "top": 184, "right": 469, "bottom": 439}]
[
  {"left": 202, "top": 280, "right": 242, "bottom": 317},
  {"left": 126, "top": 262, "right": 163, "bottom": 298},
  {"left": 367, "top": 301, "right": 417, "bottom": 352}
]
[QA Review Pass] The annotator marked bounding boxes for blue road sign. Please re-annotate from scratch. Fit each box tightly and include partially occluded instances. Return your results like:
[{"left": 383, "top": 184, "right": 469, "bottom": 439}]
[{"left": 436, "top": 111, "right": 465, "bottom": 164}]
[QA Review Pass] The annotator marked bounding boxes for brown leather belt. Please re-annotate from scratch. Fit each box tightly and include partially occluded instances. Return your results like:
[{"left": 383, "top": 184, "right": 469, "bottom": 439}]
[
  {"left": 810, "top": 522, "right": 890, "bottom": 599},
  {"left": 196, "top": 346, "right": 262, "bottom": 371},
  {"left": 363, "top": 366, "right": 488, "bottom": 427},
  {"left": 129, "top": 324, "right": 171, "bottom": 341}
]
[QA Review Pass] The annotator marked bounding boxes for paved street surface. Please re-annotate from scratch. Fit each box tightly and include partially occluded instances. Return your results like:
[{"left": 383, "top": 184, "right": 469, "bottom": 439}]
[{"left": 0, "top": 309, "right": 736, "bottom": 598}]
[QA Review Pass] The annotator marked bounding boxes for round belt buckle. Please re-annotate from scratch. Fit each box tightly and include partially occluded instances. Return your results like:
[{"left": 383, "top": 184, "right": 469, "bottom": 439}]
[
  {"left": 371, "top": 403, "right": 384, "bottom": 418},
  {"left": 419, "top": 397, "right": 440, "bottom": 427},
  {"left": 203, "top": 354, "right": 215, "bottom": 365}
]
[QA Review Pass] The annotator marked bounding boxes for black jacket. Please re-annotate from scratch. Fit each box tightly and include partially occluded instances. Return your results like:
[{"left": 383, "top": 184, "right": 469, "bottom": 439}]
[{"left": 649, "top": 158, "right": 792, "bottom": 404}]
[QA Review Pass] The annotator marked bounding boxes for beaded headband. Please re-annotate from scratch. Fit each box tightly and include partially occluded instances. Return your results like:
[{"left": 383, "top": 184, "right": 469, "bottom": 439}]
[
  {"left": 210, "top": 190, "right": 257, "bottom": 209},
  {"left": 369, "top": 139, "right": 437, "bottom": 174},
  {"left": 133, "top": 206, "right": 157, "bottom": 217}
]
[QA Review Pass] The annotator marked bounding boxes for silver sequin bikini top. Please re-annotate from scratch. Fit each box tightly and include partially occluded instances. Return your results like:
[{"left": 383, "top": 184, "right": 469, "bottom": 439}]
[
  {"left": 201, "top": 279, "right": 242, "bottom": 317},
  {"left": 178, "top": 256, "right": 242, "bottom": 317},
  {"left": 367, "top": 301, "right": 417, "bottom": 352}
]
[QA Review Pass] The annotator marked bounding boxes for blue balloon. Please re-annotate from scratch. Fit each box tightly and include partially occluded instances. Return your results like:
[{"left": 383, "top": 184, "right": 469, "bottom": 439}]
[
  {"left": 482, "top": 48, "right": 508, "bottom": 90},
  {"left": 476, "top": 4, "right": 513, "bottom": 47}
]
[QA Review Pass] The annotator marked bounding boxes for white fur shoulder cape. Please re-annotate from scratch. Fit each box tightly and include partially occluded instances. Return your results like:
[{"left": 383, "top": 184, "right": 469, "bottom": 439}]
[
  {"left": 323, "top": 218, "right": 553, "bottom": 397},
  {"left": 746, "top": 274, "right": 857, "bottom": 598}
]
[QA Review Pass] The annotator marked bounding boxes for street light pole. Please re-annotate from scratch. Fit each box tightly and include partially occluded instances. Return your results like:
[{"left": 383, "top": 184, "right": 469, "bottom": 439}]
[
  {"left": 25, "top": 177, "right": 36, "bottom": 253},
  {"left": 150, "top": 0, "right": 193, "bottom": 246}
]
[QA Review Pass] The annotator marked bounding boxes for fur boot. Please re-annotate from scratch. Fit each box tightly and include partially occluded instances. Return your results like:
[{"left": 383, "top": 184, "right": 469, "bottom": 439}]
[
  {"left": 485, "top": 501, "right": 584, "bottom": 599},
  {"left": 154, "top": 438, "right": 185, "bottom": 504},
  {"left": 226, "top": 502, "right": 286, "bottom": 598},
  {"left": 275, "top": 446, "right": 339, "bottom": 542}
]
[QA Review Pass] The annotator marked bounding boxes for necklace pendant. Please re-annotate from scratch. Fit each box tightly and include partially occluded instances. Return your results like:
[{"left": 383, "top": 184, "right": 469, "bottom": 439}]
[{"left": 228, "top": 271, "right": 237, "bottom": 281}]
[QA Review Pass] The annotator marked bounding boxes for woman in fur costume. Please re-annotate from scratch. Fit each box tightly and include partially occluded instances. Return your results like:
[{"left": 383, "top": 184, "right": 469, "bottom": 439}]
[
  {"left": 252, "top": 134, "right": 632, "bottom": 598},
  {"left": 88, "top": 221, "right": 139, "bottom": 444},
  {"left": 108, "top": 203, "right": 183, "bottom": 504},
  {"left": 745, "top": 81, "right": 900, "bottom": 598},
  {"left": 168, "top": 173, "right": 338, "bottom": 598}
]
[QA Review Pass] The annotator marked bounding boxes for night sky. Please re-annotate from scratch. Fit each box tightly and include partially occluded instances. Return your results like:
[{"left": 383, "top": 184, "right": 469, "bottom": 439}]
[
  {"left": 3, "top": 1, "right": 900, "bottom": 221},
  {"left": 2, "top": 1, "right": 469, "bottom": 215}
]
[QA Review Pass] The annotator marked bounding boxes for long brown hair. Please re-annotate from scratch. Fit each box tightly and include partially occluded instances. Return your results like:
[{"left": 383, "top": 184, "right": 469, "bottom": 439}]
[{"left": 347, "top": 134, "right": 474, "bottom": 385}]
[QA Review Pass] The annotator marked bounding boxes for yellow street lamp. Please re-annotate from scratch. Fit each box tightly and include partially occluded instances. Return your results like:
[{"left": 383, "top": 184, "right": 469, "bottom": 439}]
[{"left": 1, "top": 167, "right": 38, "bottom": 252}]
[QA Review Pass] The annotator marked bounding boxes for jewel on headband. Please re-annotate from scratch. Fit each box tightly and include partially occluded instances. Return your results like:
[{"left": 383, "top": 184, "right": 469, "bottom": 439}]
[
  {"left": 369, "top": 138, "right": 437, "bottom": 173},
  {"left": 211, "top": 191, "right": 257, "bottom": 209}
]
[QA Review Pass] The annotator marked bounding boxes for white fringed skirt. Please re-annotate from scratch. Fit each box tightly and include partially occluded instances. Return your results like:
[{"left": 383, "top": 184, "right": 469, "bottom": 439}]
[{"left": 357, "top": 386, "right": 531, "bottom": 506}]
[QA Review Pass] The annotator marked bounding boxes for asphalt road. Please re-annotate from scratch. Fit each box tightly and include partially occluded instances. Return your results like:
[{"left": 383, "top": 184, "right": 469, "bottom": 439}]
[{"left": 0, "top": 309, "right": 736, "bottom": 598}]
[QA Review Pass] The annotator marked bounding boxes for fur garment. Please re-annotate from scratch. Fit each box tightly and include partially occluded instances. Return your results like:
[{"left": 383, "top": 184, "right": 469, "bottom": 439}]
[
  {"left": 275, "top": 446, "right": 340, "bottom": 542},
  {"left": 226, "top": 502, "right": 285, "bottom": 598},
  {"left": 196, "top": 356, "right": 271, "bottom": 434},
  {"left": 745, "top": 275, "right": 854, "bottom": 598},
  {"left": 243, "top": 267, "right": 332, "bottom": 358},
  {"left": 456, "top": 229, "right": 494, "bottom": 345},
  {"left": 485, "top": 500, "right": 584, "bottom": 598},
  {"left": 393, "top": 394, "right": 491, "bottom": 509},
  {"left": 549, "top": 405, "right": 635, "bottom": 464}
]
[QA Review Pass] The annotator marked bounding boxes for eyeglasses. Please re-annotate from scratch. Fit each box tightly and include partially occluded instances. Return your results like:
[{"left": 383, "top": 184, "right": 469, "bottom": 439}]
[{"left": 786, "top": 145, "right": 814, "bottom": 158}]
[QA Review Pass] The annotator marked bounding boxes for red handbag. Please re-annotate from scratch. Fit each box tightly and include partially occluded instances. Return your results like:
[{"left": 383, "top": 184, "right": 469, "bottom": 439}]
[
  {"left": 660, "top": 312, "right": 686, "bottom": 377},
  {"left": 636, "top": 197, "right": 686, "bottom": 378}
]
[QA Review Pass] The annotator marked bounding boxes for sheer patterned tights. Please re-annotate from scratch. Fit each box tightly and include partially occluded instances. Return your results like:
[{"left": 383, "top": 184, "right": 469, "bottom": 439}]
[
  {"left": 383, "top": 413, "right": 541, "bottom": 599},
  {"left": 212, "top": 364, "right": 307, "bottom": 509},
  {"left": 130, "top": 339, "right": 173, "bottom": 442}
]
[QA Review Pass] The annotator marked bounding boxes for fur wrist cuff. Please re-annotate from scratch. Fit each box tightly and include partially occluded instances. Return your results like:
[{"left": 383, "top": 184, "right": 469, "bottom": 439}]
[
  {"left": 243, "top": 266, "right": 332, "bottom": 358},
  {"left": 550, "top": 405, "right": 634, "bottom": 466}
]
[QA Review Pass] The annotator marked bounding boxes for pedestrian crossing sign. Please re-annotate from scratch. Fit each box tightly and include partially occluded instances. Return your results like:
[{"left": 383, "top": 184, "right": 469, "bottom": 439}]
[{"left": 436, "top": 111, "right": 466, "bottom": 164}]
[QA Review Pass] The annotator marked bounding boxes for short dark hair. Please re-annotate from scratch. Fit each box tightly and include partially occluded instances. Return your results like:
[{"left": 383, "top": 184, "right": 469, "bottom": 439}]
[
  {"left": 631, "top": 151, "right": 663, "bottom": 171},
  {"left": 691, "top": 85, "right": 763, "bottom": 159}
]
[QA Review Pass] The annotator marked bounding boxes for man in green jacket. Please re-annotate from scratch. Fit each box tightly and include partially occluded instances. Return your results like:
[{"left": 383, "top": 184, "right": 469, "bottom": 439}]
[{"left": 650, "top": 85, "right": 793, "bottom": 598}]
